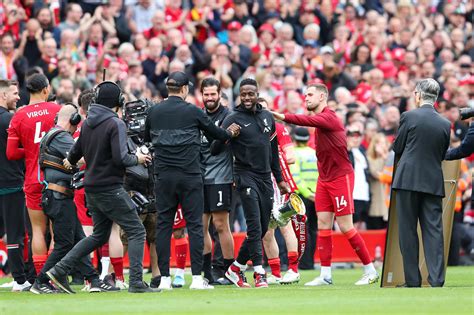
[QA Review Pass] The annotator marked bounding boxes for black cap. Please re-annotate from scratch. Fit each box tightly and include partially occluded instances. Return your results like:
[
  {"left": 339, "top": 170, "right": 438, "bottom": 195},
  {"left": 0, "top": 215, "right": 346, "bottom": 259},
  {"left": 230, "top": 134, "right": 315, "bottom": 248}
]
[
  {"left": 166, "top": 71, "right": 193, "bottom": 87},
  {"left": 294, "top": 127, "right": 310, "bottom": 142},
  {"left": 96, "top": 81, "right": 121, "bottom": 108}
]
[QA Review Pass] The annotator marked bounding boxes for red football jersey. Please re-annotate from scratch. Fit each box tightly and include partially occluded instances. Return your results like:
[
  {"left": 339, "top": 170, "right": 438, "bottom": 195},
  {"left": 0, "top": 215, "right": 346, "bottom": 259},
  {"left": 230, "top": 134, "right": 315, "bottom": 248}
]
[
  {"left": 7, "top": 102, "right": 61, "bottom": 185},
  {"left": 276, "top": 123, "right": 297, "bottom": 192},
  {"left": 285, "top": 107, "right": 354, "bottom": 182}
]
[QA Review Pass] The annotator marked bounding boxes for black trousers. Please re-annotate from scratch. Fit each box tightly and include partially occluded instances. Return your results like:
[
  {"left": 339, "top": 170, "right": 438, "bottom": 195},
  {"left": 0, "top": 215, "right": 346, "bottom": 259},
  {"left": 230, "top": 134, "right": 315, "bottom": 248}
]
[
  {"left": 56, "top": 187, "right": 146, "bottom": 286},
  {"left": 234, "top": 173, "right": 273, "bottom": 267},
  {"left": 155, "top": 172, "right": 204, "bottom": 276},
  {"left": 395, "top": 189, "right": 445, "bottom": 287},
  {"left": 0, "top": 190, "right": 27, "bottom": 283},
  {"left": 299, "top": 196, "right": 317, "bottom": 270},
  {"left": 38, "top": 190, "right": 97, "bottom": 284}
]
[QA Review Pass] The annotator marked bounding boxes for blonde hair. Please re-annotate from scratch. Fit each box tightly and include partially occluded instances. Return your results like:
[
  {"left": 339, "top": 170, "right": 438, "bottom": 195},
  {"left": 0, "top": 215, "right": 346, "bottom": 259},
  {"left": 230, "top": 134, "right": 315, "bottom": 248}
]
[{"left": 367, "top": 133, "right": 388, "bottom": 160}]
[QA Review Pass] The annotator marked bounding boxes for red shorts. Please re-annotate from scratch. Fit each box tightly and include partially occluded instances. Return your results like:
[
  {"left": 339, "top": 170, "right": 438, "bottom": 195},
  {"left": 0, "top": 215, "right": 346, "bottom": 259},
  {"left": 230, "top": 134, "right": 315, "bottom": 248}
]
[
  {"left": 24, "top": 183, "right": 43, "bottom": 211},
  {"left": 173, "top": 206, "right": 186, "bottom": 230},
  {"left": 74, "top": 189, "right": 93, "bottom": 226},
  {"left": 316, "top": 173, "right": 354, "bottom": 216}
]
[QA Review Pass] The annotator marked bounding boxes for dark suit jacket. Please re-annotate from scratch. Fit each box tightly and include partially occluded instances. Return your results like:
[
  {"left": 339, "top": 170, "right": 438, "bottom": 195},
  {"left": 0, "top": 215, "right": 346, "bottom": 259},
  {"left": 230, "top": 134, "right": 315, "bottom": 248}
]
[
  {"left": 392, "top": 104, "right": 451, "bottom": 197},
  {"left": 445, "top": 122, "right": 474, "bottom": 160}
]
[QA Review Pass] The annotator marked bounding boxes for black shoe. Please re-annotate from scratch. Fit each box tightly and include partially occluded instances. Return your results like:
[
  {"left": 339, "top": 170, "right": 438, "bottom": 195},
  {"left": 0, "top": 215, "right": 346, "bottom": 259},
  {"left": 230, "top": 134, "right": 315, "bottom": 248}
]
[
  {"left": 103, "top": 273, "right": 116, "bottom": 287},
  {"left": 396, "top": 283, "right": 421, "bottom": 288},
  {"left": 46, "top": 268, "right": 75, "bottom": 294},
  {"left": 150, "top": 276, "right": 161, "bottom": 288},
  {"left": 30, "top": 281, "right": 58, "bottom": 294},
  {"left": 90, "top": 279, "right": 120, "bottom": 293},
  {"left": 129, "top": 281, "right": 161, "bottom": 293}
]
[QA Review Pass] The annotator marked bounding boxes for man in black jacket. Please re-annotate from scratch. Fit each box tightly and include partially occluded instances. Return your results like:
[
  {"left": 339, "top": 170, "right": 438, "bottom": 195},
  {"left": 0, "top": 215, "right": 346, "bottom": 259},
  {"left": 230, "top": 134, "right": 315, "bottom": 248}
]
[
  {"left": 392, "top": 78, "right": 451, "bottom": 287},
  {"left": 0, "top": 80, "right": 32, "bottom": 292},
  {"left": 212, "top": 78, "right": 290, "bottom": 288},
  {"left": 32, "top": 105, "right": 116, "bottom": 294},
  {"left": 46, "top": 81, "right": 157, "bottom": 293},
  {"left": 144, "top": 71, "right": 240, "bottom": 290}
]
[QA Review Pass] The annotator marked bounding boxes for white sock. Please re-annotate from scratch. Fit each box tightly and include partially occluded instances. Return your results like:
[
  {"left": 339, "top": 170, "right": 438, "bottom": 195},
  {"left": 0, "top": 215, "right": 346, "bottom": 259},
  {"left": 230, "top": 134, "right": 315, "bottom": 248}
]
[
  {"left": 253, "top": 265, "right": 265, "bottom": 274},
  {"left": 320, "top": 266, "right": 332, "bottom": 279},
  {"left": 99, "top": 257, "right": 110, "bottom": 280},
  {"left": 233, "top": 261, "right": 246, "bottom": 271},
  {"left": 363, "top": 263, "right": 377, "bottom": 274},
  {"left": 175, "top": 268, "right": 185, "bottom": 278}
]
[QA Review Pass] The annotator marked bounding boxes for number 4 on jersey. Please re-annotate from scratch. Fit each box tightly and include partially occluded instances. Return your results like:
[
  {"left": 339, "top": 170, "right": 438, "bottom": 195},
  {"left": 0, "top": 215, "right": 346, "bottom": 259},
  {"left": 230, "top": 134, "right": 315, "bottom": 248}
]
[{"left": 34, "top": 121, "right": 46, "bottom": 144}]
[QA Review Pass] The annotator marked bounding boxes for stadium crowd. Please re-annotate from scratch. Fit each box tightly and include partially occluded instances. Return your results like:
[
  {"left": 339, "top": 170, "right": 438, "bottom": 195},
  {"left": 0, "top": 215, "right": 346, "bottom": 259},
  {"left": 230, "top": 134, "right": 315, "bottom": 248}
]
[{"left": 0, "top": 0, "right": 473, "bottom": 292}]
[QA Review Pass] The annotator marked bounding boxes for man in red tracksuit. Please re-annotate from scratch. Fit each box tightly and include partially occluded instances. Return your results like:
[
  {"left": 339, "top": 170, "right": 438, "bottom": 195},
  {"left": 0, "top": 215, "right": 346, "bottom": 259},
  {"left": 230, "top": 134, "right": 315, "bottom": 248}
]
[{"left": 272, "top": 83, "right": 379, "bottom": 286}]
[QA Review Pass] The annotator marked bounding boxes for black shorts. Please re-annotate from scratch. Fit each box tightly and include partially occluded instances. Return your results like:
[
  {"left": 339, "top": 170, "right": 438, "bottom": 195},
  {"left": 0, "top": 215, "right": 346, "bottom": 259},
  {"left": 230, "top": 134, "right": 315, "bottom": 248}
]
[{"left": 204, "top": 184, "right": 232, "bottom": 213}]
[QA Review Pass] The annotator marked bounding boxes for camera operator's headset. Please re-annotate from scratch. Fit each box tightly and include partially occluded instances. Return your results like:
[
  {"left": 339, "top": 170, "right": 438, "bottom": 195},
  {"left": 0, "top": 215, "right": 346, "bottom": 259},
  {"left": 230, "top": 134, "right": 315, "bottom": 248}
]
[
  {"left": 54, "top": 103, "right": 82, "bottom": 126},
  {"left": 92, "top": 81, "right": 126, "bottom": 109}
]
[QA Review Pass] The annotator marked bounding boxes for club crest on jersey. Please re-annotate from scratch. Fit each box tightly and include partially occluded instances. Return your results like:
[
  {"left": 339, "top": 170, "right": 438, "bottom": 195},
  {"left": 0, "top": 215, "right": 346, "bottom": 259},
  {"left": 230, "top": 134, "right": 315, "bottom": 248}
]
[
  {"left": 246, "top": 187, "right": 251, "bottom": 195},
  {"left": 263, "top": 118, "right": 271, "bottom": 133},
  {"left": 215, "top": 120, "right": 220, "bottom": 126}
]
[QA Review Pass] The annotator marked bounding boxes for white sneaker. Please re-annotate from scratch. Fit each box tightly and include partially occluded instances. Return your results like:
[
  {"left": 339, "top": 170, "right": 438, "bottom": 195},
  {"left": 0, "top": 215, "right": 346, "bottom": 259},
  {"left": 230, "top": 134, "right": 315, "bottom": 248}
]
[
  {"left": 266, "top": 274, "right": 281, "bottom": 285},
  {"left": 12, "top": 281, "right": 32, "bottom": 292},
  {"left": 355, "top": 272, "right": 379, "bottom": 285},
  {"left": 0, "top": 280, "right": 14, "bottom": 288},
  {"left": 280, "top": 270, "right": 300, "bottom": 285},
  {"left": 158, "top": 276, "right": 173, "bottom": 290},
  {"left": 189, "top": 276, "right": 214, "bottom": 290},
  {"left": 115, "top": 279, "right": 129, "bottom": 290},
  {"left": 304, "top": 276, "right": 333, "bottom": 286}
]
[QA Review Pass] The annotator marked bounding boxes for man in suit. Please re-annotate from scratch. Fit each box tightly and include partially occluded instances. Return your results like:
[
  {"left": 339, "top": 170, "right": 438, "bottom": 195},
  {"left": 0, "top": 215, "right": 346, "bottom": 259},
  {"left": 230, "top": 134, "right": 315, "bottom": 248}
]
[{"left": 392, "top": 78, "right": 451, "bottom": 287}]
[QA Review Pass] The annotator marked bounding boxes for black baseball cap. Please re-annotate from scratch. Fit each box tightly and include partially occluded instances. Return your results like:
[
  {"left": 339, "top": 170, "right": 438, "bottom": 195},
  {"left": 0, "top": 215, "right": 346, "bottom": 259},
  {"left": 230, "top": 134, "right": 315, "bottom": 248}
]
[
  {"left": 166, "top": 71, "right": 193, "bottom": 87},
  {"left": 294, "top": 127, "right": 310, "bottom": 142}
]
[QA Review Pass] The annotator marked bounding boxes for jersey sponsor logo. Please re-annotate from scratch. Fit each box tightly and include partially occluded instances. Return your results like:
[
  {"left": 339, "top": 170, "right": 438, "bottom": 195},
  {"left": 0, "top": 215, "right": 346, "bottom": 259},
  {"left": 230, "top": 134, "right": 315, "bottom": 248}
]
[
  {"left": 244, "top": 123, "right": 251, "bottom": 127},
  {"left": 26, "top": 109, "right": 50, "bottom": 119}
]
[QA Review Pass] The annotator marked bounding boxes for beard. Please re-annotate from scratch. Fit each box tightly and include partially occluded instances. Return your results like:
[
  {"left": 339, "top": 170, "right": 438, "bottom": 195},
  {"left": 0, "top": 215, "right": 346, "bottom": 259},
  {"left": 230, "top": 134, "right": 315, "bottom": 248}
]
[{"left": 205, "top": 98, "right": 220, "bottom": 112}]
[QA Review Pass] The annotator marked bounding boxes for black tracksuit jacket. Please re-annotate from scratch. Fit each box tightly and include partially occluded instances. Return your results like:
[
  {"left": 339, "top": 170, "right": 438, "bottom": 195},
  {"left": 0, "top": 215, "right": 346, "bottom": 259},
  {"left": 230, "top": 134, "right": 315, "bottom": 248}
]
[
  {"left": 144, "top": 96, "right": 232, "bottom": 175},
  {"left": 211, "top": 104, "right": 283, "bottom": 182}
]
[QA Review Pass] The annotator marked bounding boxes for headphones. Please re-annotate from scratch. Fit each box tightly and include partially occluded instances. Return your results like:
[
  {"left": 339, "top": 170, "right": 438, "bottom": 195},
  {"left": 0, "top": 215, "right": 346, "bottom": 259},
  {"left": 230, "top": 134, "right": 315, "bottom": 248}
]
[
  {"left": 54, "top": 103, "right": 82, "bottom": 126},
  {"left": 93, "top": 81, "right": 125, "bottom": 108}
]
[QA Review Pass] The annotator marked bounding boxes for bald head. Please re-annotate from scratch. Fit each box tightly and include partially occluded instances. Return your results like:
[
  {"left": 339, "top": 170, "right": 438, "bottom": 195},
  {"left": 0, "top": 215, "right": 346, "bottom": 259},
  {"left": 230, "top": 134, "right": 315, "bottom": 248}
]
[
  {"left": 58, "top": 104, "right": 77, "bottom": 125},
  {"left": 56, "top": 104, "right": 79, "bottom": 130}
]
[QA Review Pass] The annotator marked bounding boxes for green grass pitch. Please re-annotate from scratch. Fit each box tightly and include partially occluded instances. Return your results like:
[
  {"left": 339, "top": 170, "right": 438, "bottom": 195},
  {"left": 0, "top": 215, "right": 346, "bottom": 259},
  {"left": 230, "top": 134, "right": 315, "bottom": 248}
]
[{"left": 0, "top": 267, "right": 472, "bottom": 314}]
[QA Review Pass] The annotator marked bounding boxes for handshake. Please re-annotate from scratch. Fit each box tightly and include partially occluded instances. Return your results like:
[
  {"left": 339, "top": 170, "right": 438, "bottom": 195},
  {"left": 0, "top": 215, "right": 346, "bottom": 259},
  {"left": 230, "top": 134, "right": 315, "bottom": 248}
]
[{"left": 227, "top": 123, "right": 241, "bottom": 138}]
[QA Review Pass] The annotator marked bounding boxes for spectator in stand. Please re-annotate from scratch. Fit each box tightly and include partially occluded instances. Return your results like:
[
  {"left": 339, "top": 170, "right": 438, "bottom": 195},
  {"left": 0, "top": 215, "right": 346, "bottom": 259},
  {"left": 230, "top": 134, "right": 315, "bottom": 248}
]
[
  {"left": 347, "top": 124, "right": 370, "bottom": 231},
  {"left": 366, "top": 133, "right": 390, "bottom": 230}
]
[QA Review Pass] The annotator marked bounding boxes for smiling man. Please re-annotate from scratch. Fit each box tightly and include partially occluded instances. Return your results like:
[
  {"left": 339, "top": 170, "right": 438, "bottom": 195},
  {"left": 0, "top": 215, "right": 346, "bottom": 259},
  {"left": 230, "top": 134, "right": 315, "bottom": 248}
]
[
  {"left": 212, "top": 78, "right": 290, "bottom": 288},
  {"left": 272, "top": 83, "right": 379, "bottom": 287},
  {"left": 200, "top": 77, "right": 235, "bottom": 285}
]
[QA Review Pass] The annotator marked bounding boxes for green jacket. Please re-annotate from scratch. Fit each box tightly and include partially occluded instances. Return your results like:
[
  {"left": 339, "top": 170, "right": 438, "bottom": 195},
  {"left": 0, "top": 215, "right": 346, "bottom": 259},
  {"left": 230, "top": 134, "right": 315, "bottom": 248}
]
[{"left": 290, "top": 146, "right": 318, "bottom": 199}]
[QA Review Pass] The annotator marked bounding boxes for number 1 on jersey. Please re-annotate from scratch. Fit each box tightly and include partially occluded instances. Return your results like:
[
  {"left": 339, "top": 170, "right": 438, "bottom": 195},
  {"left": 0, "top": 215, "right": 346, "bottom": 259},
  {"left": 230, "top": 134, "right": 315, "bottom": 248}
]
[{"left": 34, "top": 121, "right": 46, "bottom": 144}]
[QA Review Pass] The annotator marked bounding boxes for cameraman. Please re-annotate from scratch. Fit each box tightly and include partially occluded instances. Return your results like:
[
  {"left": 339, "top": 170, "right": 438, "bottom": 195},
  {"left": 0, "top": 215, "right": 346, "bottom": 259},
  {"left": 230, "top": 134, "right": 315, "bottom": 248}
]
[
  {"left": 31, "top": 105, "right": 113, "bottom": 294},
  {"left": 46, "top": 82, "right": 157, "bottom": 294}
]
